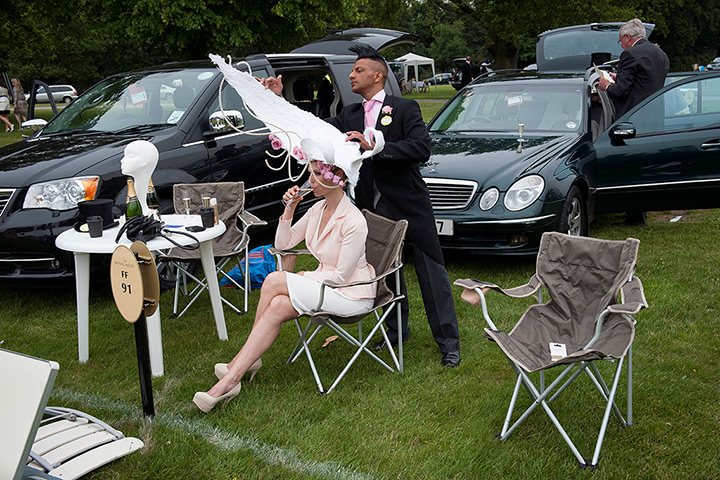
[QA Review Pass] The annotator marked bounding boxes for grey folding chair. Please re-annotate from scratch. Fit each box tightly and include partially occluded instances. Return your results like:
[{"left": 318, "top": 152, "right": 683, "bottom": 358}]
[
  {"left": 158, "top": 182, "right": 266, "bottom": 318},
  {"left": 455, "top": 232, "right": 648, "bottom": 468},
  {"left": 271, "top": 210, "right": 408, "bottom": 395}
]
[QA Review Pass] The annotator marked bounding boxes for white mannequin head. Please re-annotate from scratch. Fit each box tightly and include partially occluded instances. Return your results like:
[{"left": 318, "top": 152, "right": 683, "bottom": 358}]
[{"left": 120, "top": 140, "right": 158, "bottom": 215}]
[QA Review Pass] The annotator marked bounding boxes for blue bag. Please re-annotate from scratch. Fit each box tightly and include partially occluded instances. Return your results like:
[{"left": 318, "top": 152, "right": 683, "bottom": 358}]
[{"left": 220, "top": 245, "right": 276, "bottom": 290}]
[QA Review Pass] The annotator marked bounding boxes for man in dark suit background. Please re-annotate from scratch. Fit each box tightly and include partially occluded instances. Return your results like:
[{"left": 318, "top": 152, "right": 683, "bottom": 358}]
[
  {"left": 460, "top": 56, "right": 474, "bottom": 88},
  {"left": 598, "top": 18, "right": 669, "bottom": 225},
  {"left": 261, "top": 44, "right": 461, "bottom": 367}
]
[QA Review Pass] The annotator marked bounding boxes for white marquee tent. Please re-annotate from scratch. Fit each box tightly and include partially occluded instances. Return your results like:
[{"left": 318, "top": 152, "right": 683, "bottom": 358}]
[{"left": 392, "top": 52, "right": 436, "bottom": 82}]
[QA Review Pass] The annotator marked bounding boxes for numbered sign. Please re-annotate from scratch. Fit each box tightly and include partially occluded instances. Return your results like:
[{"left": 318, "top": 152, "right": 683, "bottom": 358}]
[
  {"left": 130, "top": 241, "right": 160, "bottom": 317},
  {"left": 111, "top": 245, "right": 144, "bottom": 323}
]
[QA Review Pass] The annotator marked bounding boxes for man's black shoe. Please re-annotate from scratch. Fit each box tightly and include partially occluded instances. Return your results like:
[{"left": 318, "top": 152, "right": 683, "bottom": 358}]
[
  {"left": 441, "top": 351, "right": 461, "bottom": 367},
  {"left": 373, "top": 334, "right": 410, "bottom": 352}
]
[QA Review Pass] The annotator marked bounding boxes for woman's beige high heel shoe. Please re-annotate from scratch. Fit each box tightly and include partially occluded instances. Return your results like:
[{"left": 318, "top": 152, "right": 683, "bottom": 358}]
[
  {"left": 214, "top": 358, "right": 262, "bottom": 381},
  {"left": 192, "top": 381, "right": 242, "bottom": 413}
]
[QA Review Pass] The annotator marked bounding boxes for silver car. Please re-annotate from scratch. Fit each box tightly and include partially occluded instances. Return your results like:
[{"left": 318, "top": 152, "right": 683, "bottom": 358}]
[{"left": 25, "top": 84, "right": 78, "bottom": 103}]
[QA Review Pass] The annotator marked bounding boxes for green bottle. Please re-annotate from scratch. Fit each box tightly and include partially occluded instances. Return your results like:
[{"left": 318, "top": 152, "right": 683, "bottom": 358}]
[
  {"left": 125, "top": 177, "right": 142, "bottom": 219},
  {"left": 147, "top": 177, "right": 160, "bottom": 217}
]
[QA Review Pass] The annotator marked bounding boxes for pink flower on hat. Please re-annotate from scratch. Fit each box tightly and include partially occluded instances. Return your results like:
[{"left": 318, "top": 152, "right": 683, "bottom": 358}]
[
  {"left": 269, "top": 134, "right": 282, "bottom": 150},
  {"left": 292, "top": 145, "right": 307, "bottom": 161},
  {"left": 381, "top": 105, "right": 393, "bottom": 114}
]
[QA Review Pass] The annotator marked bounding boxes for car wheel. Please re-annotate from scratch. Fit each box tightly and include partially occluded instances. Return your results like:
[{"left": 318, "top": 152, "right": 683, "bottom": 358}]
[
  {"left": 164, "top": 93, "right": 173, "bottom": 100},
  {"left": 63, "top": 96, "right": 73, "bottom": 103},
  {"left": 559, "top": 185, "right": 587, "bottom": 236}
]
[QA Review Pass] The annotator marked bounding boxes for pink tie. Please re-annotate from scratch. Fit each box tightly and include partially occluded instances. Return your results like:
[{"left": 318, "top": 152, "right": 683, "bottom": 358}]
[{"left": 363, "top": 99, "right": 378, "bottom": 128}]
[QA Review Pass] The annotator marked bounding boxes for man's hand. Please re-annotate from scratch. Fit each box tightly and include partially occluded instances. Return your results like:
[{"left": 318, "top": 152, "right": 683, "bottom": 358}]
[
  {"left": 256, "top": 75, "right": 283, "bottom": 97},
  {"left": 345, "top": 130, "right": 375, "bottom": 151},
  {"left": 598, "top": 77, "right": 611, "bottom": 91}
]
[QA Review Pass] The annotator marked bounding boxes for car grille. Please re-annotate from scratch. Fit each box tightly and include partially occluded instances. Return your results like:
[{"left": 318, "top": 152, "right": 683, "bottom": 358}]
[
  {"left": 0, "top": 189, "right": 15, "bottom": 218},
  {"left": 423, "top": 179, "right": 477, "bottom": 210}
]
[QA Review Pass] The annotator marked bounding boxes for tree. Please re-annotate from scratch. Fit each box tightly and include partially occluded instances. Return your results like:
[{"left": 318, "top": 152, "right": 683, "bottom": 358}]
[{"left": 429, "top": 0, "right": 637, "bottom": 69}]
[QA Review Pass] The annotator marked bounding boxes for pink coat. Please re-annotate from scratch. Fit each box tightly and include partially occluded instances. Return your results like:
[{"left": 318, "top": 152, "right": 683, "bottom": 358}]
[{"left": 275, "top": 194, "right": 377, "bottom": 300}]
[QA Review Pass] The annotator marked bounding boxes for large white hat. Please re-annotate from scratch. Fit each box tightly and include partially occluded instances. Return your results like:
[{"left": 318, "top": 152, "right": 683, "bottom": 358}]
[{"left": 209, "top": 54, "right": 384, "bottom": 187}]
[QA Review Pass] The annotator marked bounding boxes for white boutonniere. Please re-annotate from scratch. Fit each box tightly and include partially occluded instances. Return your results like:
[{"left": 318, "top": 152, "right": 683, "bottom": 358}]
[{"left": 380, "top": 105, "right": 393, "bottom": 126}]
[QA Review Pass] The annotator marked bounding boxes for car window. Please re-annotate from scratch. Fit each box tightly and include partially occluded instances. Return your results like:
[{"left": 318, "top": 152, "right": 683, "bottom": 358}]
[
  {"left": 430, "top": 82, "right": 584, "bottom": 133},
  {"left": 629, "top": 76, "right": 720, "bottom": 135},
  {"left": 542, "top": 30, "right": 622, "bottom": 61},
  {"left": 41, "top": 69, "right": 217, "bottom": 134}
]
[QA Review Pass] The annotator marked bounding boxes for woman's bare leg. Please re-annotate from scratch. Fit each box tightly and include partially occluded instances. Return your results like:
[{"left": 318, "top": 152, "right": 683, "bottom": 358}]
[{"left": 206, "top": 273, "right": 298, "bottom": 397}]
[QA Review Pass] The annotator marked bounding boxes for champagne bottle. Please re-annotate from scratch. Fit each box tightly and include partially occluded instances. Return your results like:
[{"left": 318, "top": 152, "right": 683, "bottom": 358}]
[
  {"left": 125, "top": 177, "right": 142, "bottom": 219},
  {"left": 147, "top": 177, "right": 160, "bottom": 218}
]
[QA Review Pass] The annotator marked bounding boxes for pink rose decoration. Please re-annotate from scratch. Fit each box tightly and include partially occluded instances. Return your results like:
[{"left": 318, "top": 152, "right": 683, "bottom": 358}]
[
  {"left": 381, "top": 105, "right": 393, "bottom": 114},
  {"left": 269, "top": 134, "right": 282, "bottom": 150},
  {"left": 292, "top": 146, "right": 307, "bottom": 161}
]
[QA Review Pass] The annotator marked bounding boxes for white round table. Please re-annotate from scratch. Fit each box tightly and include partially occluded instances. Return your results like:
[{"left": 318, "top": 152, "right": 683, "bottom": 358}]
[{"left": 56, "top": 214, "right": 227, "bottom": 377}]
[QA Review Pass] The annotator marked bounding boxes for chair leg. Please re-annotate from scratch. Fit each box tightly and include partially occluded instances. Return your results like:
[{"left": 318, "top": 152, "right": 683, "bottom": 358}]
[
  {"left": 590, "top": 357, "right": 626, "bottom": 467},
  {"left": 627, "top": 345, "right": 633, "bottom": 426},
  {"left": 294, "top": 318, "right": 325, "bottom": 393},
  {"left": 586, "top": 362, "right": 626, "bottom": 426}
]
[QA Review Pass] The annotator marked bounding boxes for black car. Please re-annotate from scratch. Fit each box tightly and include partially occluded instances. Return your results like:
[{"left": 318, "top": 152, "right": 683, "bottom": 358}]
[
  {"left": 421, "top": 67, "right": 720, "bottom": 254},
  {"left": 0, "top": 29, "right": 410, "bottom": 285}
]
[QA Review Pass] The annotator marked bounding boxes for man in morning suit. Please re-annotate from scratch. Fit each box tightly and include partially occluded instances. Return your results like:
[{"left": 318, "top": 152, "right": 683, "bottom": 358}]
[
  {"left": 262, "top": 44, "right": 461, "bottom": 367},
  {"left": 598, "top": 18, "right": 669, "bottom": 226}
]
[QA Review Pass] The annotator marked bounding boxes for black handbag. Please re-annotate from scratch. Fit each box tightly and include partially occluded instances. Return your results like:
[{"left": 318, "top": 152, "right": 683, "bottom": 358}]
[{"left": 115, "top": 215, "right": 199, "bottom": 250}]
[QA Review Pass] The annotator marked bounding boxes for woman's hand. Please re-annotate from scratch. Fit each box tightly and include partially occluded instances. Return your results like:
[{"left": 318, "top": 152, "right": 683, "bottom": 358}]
[{"left": 281, "top": 185, "right": 301, "bottom": 218}]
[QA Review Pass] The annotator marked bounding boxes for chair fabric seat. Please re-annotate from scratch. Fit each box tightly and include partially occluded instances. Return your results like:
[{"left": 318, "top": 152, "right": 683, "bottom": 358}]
[{"left": 485, "top": 306, "right": 634, "bottom": 372}]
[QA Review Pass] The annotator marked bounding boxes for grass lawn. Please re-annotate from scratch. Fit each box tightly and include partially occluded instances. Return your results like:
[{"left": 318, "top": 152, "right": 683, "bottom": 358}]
[{"left": 2, "top": 208, "right": 720, "bottom": 479}]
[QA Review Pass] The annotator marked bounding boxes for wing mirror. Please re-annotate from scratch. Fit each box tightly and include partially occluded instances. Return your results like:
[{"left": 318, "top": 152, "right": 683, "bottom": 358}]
[
  {"left": 609, "top": 122, "right": 636, "bottom": 140},
  {"left": 208, "top": 110, "right": 244, "bottom": 134},
  {"left": 21, "top": 118, "right": 48, "bottom": 138}
]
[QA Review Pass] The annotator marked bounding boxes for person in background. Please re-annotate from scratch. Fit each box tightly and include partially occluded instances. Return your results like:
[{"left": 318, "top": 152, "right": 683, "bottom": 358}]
[
  {"left": 460, "top": 56, "right": 474, "bottom": 88},
  {"left": 0, "top": 80, "right": 14, "bottom": 132},
  {"left": 11, "top": 78, "right": 28, "bottom": 130},
  {"left": 598, "top": 18, "right": 669, "bottom": 226}
]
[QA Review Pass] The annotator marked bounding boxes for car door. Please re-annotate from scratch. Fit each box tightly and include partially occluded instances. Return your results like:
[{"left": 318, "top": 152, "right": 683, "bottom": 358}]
[{"left": 593, "top": 73, "right": 720, "bottom": 213}]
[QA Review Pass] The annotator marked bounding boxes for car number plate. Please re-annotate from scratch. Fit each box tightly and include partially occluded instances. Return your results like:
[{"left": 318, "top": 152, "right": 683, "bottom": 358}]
[{"left": 435, "top": 218, "right": 454, "bottom": 236}]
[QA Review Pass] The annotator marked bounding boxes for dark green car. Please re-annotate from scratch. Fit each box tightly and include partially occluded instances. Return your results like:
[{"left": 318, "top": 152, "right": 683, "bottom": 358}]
[{"left": 421, "top": 70, "right": 720, "bottom": 254}]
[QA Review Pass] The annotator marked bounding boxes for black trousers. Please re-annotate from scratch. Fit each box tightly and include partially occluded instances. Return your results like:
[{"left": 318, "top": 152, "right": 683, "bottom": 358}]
[{"left": 375, "top": 199, "right": 460, "bottom": 353}]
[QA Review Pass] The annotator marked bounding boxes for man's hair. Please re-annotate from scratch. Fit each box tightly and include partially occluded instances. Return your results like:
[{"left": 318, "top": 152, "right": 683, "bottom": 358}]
[
  {"left": 619, "top": 18, "right": 646, "bottom": 39},
  {"left": 350, "top": 43, "right": 388, "bottom": 78}
]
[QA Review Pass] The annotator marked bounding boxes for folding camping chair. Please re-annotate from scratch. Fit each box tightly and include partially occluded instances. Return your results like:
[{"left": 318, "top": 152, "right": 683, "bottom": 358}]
[
  {"left": 271, "top": 210, "right": 408, "bottom": 395},
  {"left": 159, "top": 182, "right": 266, "bottom": 318},
  {"left": 1, "top": 349, "right": 142, "bottom": 480},
  {"left": 454, "top": 232, "right": 648, "bottom": 468}
]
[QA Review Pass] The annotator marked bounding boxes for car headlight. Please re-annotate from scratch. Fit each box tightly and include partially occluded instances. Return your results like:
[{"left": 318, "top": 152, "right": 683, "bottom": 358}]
[
  {"left": 23, "top": 176, "right": 99, "bottom": 210},
  {"left": 504, "top": 175, "right": 544, "bottom": 211},
  {"left": 479, "top": 187, "right": 499, "bottom": 211}
]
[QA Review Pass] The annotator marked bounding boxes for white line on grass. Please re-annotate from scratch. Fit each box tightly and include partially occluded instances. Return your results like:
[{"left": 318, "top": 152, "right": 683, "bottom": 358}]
[{"left": 52, "top": 387, "right": 376, "bottom": 480}]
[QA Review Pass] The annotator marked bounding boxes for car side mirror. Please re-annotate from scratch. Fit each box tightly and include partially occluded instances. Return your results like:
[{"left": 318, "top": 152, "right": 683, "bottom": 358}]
[
  {"left": 208, "top": 110, "right": 244, "bottom": 134},
  {"left": 609, "top": 122, "right": 636, "bottom": 140},
  {"left": 21, "top": 118, "right": 47, "bottom": 138}
]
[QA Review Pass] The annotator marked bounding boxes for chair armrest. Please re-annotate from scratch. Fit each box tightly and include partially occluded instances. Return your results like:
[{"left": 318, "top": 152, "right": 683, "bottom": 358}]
[
  {"left": 454, "top": 275, "right": 541, "bottom": 303},
  {"left": 608, "top": 276, "right": 648, "bottom": 315},
  {"left": 454, "top": 275, "right": 541, "bottom": 332},
  {"left": 238, "top": 210, "right": 267, "bottom": 228},
  {"left": 322, "top": 263, "right": 402, "bottom": 289},
  {"left": 268, "top": 248, "right": 311, "bottom": 257}
]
